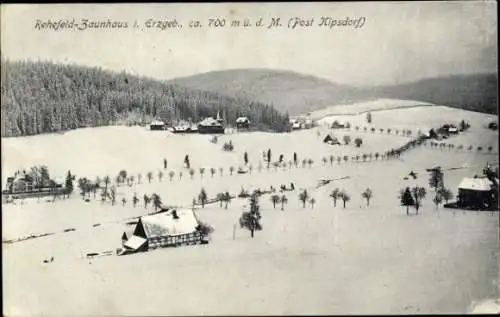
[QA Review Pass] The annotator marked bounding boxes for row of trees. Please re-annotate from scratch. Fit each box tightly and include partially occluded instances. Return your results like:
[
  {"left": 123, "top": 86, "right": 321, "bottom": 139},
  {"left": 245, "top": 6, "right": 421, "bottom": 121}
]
[
  {"left": 425, "top": 142, "right": 495, "bottom": 153},
  {"left": 1, "top": 59, "right": 290, "bottom": 137},
  {"left": 351, "top": 125, "right": 416, "bottom": 137}
]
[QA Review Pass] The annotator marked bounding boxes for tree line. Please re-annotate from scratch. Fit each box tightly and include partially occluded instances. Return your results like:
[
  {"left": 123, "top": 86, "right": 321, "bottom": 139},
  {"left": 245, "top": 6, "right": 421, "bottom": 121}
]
[{"left": 1, "top": 59, "right": 290, "bottom": 137}]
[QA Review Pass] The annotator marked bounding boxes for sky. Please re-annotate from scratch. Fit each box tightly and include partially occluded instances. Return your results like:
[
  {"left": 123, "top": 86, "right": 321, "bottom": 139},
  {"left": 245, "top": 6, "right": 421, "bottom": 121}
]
[{"left": 1, "top": 2, "right": 497, "bottom": 86}]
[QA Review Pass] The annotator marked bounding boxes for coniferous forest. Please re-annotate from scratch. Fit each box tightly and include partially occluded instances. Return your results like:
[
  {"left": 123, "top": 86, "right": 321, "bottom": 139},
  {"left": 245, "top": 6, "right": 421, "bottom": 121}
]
[{"left": 1, "top": 60, "right": 290, "bottom": 137}]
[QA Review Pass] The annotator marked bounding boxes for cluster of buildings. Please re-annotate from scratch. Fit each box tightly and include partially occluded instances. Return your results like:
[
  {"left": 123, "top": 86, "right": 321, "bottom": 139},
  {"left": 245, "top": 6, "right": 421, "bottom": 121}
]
[
  {"left": 2, "top": 170, "right": 64, "bottom": 199},
  {"left": 289, "top": 116, "right": 314, "bottom": 130},
  {"left": 149, "top": 112, "right": 251, "bottom": 134}
]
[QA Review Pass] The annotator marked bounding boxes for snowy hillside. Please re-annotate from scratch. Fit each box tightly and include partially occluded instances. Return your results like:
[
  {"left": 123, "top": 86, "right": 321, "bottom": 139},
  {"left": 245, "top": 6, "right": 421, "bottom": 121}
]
[{"left": 2, "top": 100, "right": 499, "bottom": 315}]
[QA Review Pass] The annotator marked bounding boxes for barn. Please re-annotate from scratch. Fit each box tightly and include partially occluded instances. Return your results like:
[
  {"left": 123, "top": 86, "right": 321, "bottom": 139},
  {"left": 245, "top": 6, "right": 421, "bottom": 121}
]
[
  {"left": 119, "top": 209, "right": 207, "bottom": 255},
  {"left": 323, "top": 134, "right": 341, "bottom": 145},
  {"left": 150, "top": 119, "right": 166, "bottom": 131},
  {"left": 236, "top": 117, "right": 250, "bottom": 129},
  {"left": 330, "top": 120, "right": 346, "bottom": 129},
  {"left": 457, "top": 177, "right": 498, "bottom": 210}
]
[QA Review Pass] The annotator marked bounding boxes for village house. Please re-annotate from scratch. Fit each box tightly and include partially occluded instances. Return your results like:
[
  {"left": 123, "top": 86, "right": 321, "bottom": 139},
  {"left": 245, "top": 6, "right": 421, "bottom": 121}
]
[
  {"left": 119, "top": 209, "right": 208, "bottom": 255},
  {"left": 149, "top": 119, "right": 166, "bottom": 131},
  {"left": 457, "top": 177, "right": 498, "bottom": 210},
  {"left": 4, "top": 173, "right": 34, "bottom": 193},
  {"left": 289, "top": 118, "right": 302, "bottom": 130},
  {"left": 323, "top": 134, "right": 341, "bottom": 145},
  {"left": 235, "top": 117, "right": 250, "bottom": 129},
  {"left": 330, "top": 120, "right": 346, "bottom": 129}
]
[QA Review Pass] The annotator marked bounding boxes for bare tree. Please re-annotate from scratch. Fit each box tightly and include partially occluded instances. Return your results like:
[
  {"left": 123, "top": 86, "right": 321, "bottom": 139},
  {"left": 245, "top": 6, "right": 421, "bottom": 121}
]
[
  {"left": 298, "top": 189, "right": 309, "bottom": 208},
  {"left": 110, "top": 186, "right": 116, "bottom": 205},
  {"left": 210, "top": 168, "right": 216, "bottom": 178},
  {"left": 198, "top": 188, "right": 208, "bottom": 208},
  {"left": 151, "top": 193, "right": 162, "bottom": 211},
  {"left": 267, "top": 194, "right": 280, "bottom": 209},
  {"left": 330, "top": 188, "right": 341, "bottom": 207},
  {"left": 169, "top": 170, "right": 175, "bottom": 181},
  {"left": 229, "top": 166, "right": 235, "bottom": 175},
  {"left": 433, "top": 195, "right": 443, "bottom": 209},
  {"left": 216, "top": 193, "right": 225, "bottom": 207},
  {"left": 438, "top": 188, "right": 453, "bottom": 204},
  {"left": 411, "top": 186, "right": 426, "bottom": 215},
  {"left": 147, "top": 171, "right": 153, "bottom": 183},
  {"left": 339, "top": 190, "right": 350, "bottom": 208},
  {"left": 361, "top": 188, "right": 373, "bottom": 206},
  {"left": 132, "top": 193, "right": 139, "bottom": 208},
  {"left": 189, "top": 168, "right": 195, "bottom": 179},
  {"left": 343, "top": 135, "right": 351, "bottom": 145},
  {"left": 223, "top": 192, "right": 232, "bottom": 209},
  {"left": 119, "top": 170, "right": 127, "bottom": 184},
  {"left": 309, "top": 198, "right": 316, "bottom": 209},
  {"left": 307, "top": 159, "right": 313, "bottom": 168},
  {"left": 280, "top": 195, "right": 288, "bottom": 210},
  {"left": 158, "top": 170, "right": 164, "bottom": 182},
  {"left": 143, "top": 194, "right": 150, "bottom": 209}
]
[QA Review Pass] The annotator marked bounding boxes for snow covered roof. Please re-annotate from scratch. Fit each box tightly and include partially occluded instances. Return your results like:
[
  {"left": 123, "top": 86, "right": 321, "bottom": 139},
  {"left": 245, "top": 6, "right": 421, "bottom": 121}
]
[
  {"left": 138, "top": 209, "right": 199, "bottom": 239},
  {"left": 199, "top": 117, "right": 222, "bottom": 126},
  {"left": 458, "top": 178, "right": 494, "bottom": 191},
  {"left": 236, "top": 117, "right": 249, "bottom": 123},
  {"left": 124, "top": 235, "right": 147, "bottom": 250},
  {"left": 150, "top": 119, "right": 165, "bottom": 126}
]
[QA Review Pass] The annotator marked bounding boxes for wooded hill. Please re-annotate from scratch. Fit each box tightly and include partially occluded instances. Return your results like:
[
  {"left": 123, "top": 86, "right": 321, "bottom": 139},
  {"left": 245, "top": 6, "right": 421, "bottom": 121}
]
[
  {"left": 0, "top": 60, "right": 290, "bottom": 137},
  {"left": 169, "top": 69, "right": 365, "bottom": 116},
  {"left": 169, "top": 69, "right": 498, "bottom": 116}
]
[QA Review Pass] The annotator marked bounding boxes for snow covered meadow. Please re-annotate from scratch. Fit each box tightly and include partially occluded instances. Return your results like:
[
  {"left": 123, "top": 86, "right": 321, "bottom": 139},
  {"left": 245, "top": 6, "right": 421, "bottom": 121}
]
[{"left": 2, "top": 101, "right": 499, "bottom": 315}]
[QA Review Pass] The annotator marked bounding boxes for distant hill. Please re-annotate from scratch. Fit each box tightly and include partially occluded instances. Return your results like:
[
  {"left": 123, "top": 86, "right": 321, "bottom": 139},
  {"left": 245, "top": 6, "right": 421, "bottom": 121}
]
[
  {"left": 367, "top": 73, "right": 498, "bottom": 115},
  {"left": 168, "top": 69, "right": 365, "bottom": 116},
  {"left": 168, "top": 69, "right": 498, "bottom": 115},
  {"left": 0, "top": 61, "right": 289, "bottom": 137}
]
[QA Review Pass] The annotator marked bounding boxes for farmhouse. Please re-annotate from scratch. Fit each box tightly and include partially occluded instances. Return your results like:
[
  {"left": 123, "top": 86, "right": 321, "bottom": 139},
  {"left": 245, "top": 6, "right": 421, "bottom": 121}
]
[
  {"left": 4, "top": 174, "right": 34, "bottom": 193},
  {"left": 119, "top": 209, "right": 207, "bottom": 255},
  {"left": 236, "top": 117, "right": 250, "bottom": 129},
  {"left": 198, "top": 117, "right": 225, "bottom": 134},
  {"left": 291, "top": 121, "right": 302, "bottom": 130},
  {"left": 150, "top": 119, "right": 166, "bottom": 131},
  {"left": 457, "top": 177, "right": 498, "bottom": 210},
  {"left": 330, "top": 120, "right": 346, "bottom": 129},
  {"left": 323, "top": 134, "right": 341, "bottom": 145}
]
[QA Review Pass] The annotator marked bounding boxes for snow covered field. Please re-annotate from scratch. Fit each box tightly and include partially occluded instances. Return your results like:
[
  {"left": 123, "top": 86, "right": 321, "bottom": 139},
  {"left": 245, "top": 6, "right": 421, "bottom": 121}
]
[{"left": 2, "top": 101, "right": 499, "bottom": 315}]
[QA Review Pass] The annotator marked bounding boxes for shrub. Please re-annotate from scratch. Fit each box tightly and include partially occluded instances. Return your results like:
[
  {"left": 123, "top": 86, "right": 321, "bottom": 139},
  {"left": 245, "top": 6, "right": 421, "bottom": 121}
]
[
  {"left": 354, "top": 138, "right": 363, "bottom": 147},
  {"left": 196, "top": 221, "right": 214, "bottom": 236},
  {"left": 223, "top": 141, "right": 234, "bottom": 151}
]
